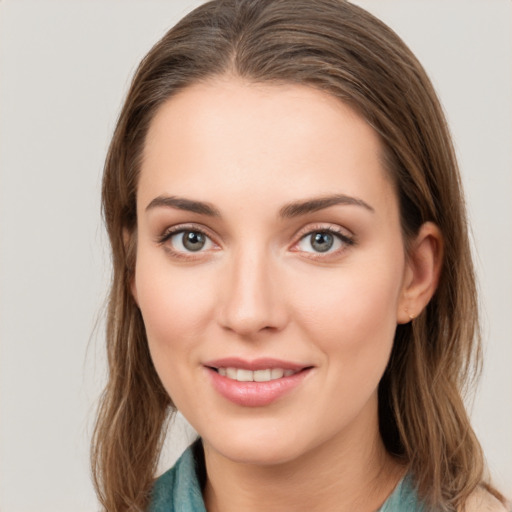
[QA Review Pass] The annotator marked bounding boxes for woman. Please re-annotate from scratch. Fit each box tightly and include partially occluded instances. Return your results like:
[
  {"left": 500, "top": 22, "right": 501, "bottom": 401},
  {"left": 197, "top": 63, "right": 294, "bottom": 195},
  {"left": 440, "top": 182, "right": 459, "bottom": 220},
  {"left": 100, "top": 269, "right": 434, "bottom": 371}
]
[{"left": 91, "top": 0, "right": 508, "bottom": 510}]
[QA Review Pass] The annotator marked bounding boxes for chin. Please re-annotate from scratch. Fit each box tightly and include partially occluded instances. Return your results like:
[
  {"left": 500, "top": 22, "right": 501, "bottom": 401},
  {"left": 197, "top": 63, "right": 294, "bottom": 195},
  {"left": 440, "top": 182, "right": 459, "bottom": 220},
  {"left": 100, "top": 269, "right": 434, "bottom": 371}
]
[
  {"left": 211, "top": 439, "right": 304, "bottom": 466},
  {"left": 201, "top": 418, "right": 325, "bottom": 467}
]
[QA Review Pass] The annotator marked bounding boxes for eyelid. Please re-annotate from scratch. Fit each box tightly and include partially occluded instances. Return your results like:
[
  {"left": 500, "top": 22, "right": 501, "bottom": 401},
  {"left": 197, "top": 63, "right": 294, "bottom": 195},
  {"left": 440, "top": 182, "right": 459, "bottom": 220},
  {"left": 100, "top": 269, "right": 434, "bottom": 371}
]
[
  {"left": 156, "top": 223, "right": 220, "bottom": 259},
  {"left": 156, "top": 223, "right": 212, "bottom": 243},
  {"left": 292, "top": 222, "right": 354, "bottom": 242},
  {"left": 289, "top": 223, "right": 356, "bottom": 257},
  {"left": 155, "top": 222, "right": 354, "bottom": 260}
]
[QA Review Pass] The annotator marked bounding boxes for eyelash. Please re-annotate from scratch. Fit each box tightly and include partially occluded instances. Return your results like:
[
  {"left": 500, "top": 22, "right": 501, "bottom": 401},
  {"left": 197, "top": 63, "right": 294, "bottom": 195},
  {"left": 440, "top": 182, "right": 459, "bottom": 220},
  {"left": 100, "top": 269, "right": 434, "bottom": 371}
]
[
  {"left": 156, "top": 223, "right": 355, "bottom": 260},
  {"left": 292, "top": 224, "right": 356, "bottom": 260},
  {"left": 156, "top": 224, "right": 218, "bottom": 260}
]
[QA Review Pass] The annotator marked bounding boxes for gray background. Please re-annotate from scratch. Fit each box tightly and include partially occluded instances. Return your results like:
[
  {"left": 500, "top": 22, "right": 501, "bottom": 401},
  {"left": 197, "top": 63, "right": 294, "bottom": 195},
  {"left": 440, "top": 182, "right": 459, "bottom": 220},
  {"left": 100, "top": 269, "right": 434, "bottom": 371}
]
[{"left": 0, "top": 1, "right": 510, "bottom": 510}]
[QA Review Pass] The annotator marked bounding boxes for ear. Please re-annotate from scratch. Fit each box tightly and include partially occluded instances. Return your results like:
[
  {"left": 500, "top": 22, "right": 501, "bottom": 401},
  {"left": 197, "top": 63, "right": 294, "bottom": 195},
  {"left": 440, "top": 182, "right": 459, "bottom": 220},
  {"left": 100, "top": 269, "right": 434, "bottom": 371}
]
[
  {"left": 123, "top": 228, "right": 139, "bottom": 306},
  {"left": 397, "top": 222, "right": 443, "bottom": 324}
]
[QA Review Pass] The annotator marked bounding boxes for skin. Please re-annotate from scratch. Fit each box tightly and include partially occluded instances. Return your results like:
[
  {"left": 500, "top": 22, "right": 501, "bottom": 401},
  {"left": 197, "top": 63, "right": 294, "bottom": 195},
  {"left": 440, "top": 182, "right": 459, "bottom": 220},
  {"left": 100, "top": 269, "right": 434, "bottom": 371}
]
[{"left": 132, "top": 77, "right": 442, "bottom": 512}]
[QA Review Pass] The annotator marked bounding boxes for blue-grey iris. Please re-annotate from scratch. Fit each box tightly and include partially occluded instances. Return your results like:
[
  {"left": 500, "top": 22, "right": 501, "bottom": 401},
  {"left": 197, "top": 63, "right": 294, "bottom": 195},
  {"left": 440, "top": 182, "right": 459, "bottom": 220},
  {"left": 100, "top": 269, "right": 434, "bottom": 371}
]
[
  {"left": 183, "top": 231, "right": 206, "bottom": 251},
  {"left": 311, "top": 232, "right": 334, "bottom": 252}
]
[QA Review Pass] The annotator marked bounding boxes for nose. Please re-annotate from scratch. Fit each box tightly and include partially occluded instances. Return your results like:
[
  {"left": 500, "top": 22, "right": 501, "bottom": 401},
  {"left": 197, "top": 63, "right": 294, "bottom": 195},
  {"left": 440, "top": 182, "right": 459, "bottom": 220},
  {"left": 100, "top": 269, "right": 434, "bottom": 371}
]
[{"left": 217, "top": 247, "right": 288, "bottom": 338}]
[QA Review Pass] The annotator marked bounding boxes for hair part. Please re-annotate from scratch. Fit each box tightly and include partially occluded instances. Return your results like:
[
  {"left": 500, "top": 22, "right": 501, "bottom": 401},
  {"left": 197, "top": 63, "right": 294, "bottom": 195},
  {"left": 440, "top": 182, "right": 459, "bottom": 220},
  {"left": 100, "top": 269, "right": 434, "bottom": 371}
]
[{"left": 92, "top": 1, "right": 499, "bottom": 510}]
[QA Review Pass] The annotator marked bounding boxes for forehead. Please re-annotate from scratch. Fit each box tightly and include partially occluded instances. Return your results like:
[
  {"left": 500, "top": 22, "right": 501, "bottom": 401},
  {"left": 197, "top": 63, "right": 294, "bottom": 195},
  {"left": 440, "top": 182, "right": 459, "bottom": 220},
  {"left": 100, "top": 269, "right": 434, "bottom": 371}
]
[{"left": 139, "top": 78, "right": 396, "bottom": 217}]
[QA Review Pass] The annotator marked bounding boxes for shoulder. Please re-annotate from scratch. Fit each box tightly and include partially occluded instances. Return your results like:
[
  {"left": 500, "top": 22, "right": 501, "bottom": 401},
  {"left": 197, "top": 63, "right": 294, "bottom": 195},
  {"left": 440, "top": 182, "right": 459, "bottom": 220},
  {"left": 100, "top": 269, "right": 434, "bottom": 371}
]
[{"left": 464, "top": 486, "right": 510, "bottom": 512}]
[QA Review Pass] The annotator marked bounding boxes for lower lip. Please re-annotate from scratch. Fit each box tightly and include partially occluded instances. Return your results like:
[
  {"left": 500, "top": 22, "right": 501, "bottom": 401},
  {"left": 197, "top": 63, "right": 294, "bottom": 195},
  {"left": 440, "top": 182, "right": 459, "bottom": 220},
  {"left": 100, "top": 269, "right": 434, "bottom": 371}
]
[{"left": 206, "top": 367, "right": 311, "bottom": 407}]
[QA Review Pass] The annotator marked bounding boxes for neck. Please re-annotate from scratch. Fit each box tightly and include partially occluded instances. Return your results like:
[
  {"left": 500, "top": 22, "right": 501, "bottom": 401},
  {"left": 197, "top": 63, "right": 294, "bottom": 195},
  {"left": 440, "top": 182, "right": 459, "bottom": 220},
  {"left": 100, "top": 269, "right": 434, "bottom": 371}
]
[{"left": 202, "top": 399, "right": 406, "bottom": 512}]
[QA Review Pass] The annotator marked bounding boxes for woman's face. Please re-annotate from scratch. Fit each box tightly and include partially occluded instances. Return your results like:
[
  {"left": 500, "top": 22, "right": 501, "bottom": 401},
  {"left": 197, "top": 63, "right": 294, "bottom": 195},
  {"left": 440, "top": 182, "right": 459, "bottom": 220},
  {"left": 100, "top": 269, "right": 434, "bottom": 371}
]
[{"left": 133, "top": 78, "right": 410, "bottom": 465}]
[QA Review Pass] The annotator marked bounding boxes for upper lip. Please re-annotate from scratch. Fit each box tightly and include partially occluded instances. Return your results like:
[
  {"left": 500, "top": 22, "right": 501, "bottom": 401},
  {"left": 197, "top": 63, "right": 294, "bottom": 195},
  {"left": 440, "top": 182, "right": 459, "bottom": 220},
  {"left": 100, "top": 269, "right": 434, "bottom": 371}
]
[{"left": 203, "top": 357, "right": 310, "bottom": 372}]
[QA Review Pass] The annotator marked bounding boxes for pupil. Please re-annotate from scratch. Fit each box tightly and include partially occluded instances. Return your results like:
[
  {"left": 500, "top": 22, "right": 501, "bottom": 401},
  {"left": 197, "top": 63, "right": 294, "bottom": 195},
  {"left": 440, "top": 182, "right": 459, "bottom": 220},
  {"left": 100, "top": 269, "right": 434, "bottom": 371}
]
[
  {"left": 311, "top": 232, "right": 333, "bottom": 252},
  {"left": 183, "top": 231, "right": 205, "bottom": 251}
]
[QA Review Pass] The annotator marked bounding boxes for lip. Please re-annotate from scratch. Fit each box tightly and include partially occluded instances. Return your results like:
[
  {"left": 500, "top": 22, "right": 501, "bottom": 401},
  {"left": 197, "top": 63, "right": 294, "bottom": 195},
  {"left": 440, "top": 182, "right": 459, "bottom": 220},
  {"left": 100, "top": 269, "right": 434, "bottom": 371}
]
[
  {"left": 203, "top": 357, "right": 307, "bottom": 371},
  {"left": 203, "top": 358, "right": 313, "bottom": 407}
]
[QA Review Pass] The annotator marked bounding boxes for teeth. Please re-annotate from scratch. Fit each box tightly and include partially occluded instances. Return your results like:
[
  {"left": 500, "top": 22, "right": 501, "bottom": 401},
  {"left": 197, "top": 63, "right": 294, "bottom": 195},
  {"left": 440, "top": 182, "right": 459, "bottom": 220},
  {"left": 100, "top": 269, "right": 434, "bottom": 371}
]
[
  {"left": 254, "top": 369, "right": 271, "bottom": 382},
  {"left": 217, "top": 367, "right": 298, "bottom": 382},
  {"left": 271, "top": 368, "right": 284, "bottom": 379},
  {"left": 237, "top": 369, "right": 253, "bottom": 382},
  {"left": 226, "top": 367, "right": 237, "bottom": 379}
]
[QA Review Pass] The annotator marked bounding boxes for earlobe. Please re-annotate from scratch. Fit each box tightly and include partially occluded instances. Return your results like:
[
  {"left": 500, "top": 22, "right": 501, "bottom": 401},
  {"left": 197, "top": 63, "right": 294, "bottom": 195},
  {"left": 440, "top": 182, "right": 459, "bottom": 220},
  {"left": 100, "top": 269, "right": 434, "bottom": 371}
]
[{"left": 397, "top": 222, "right": 443, "bottom": 324}]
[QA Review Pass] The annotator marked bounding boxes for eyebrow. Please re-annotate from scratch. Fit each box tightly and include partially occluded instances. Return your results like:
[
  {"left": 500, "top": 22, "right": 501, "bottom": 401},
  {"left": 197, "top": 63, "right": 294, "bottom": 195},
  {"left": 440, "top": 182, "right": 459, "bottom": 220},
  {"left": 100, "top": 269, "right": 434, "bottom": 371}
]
[
  {"left": 145, "top": 195, "right": 221, "bottom": 216},
  {"left": 145, "top": 193, "right": 374, "bottom": 218},
  {"left": 279, "top": 194, "right": 374, "bottom": 218}
]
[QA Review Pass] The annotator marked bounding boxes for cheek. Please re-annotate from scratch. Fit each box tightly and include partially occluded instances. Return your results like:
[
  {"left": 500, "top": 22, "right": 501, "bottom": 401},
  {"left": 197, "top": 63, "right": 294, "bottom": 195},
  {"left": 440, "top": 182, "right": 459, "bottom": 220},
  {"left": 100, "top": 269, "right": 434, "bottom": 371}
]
[
  {"left": 133, "top": 251, "right": 216, "bottom": 362},
  {"left": 133, "top": 255, "right": 221, "bottom": 410},
  {"left": 292, "top": 256, "right": 404, "bottom": 363}
]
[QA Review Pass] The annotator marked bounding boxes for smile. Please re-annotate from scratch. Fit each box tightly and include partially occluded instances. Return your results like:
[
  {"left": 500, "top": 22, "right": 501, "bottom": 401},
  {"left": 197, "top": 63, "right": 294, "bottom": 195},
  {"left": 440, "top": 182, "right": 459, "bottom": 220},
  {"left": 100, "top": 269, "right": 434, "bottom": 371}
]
[
  {"left": 216, "top": 368, "right": 298, "bottom": 382},
  {"left": 204, "top": 358, "right": 313, "bottom": 407}
]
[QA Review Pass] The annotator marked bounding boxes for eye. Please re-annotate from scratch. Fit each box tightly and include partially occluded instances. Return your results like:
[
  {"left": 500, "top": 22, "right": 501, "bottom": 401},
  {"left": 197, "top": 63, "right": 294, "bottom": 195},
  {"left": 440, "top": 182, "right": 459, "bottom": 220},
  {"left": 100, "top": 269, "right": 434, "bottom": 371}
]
[
  {"left": 167, "top": 229, "right": 214, "bottom": 253},
  {"left": 296, "top": 229, "right": 353, "bottom": 254}
]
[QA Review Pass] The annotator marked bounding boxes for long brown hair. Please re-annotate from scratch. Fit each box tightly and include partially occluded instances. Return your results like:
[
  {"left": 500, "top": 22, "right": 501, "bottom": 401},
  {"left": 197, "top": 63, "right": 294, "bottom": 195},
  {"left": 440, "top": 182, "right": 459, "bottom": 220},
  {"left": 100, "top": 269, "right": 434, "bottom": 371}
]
[{"left": 92, "top": 1, "right": 498, "bottom": 510}]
